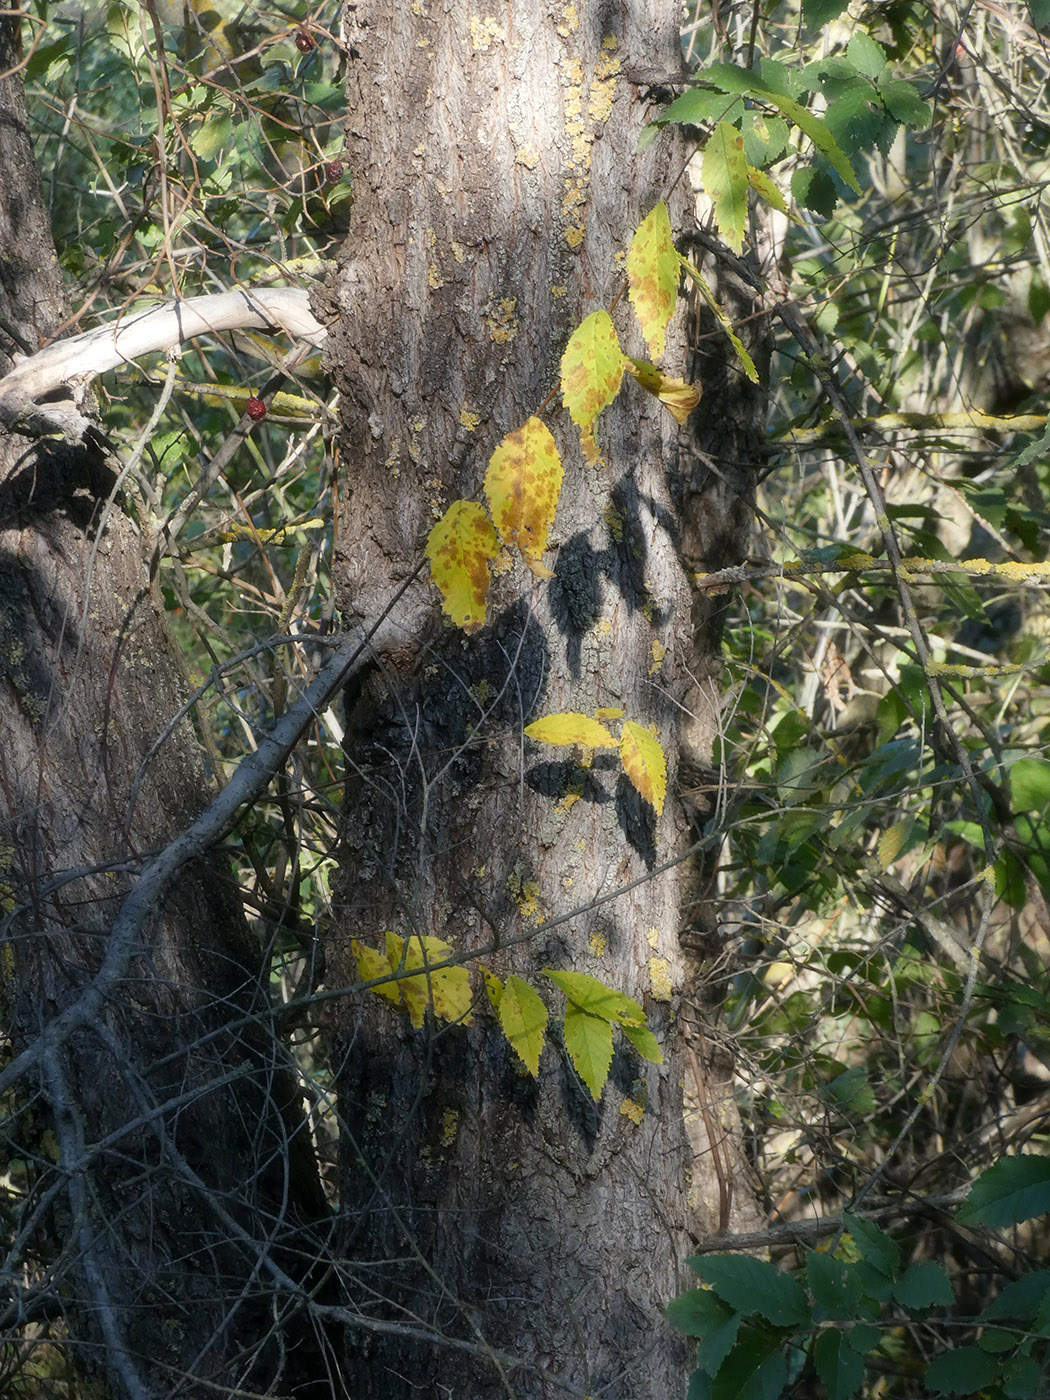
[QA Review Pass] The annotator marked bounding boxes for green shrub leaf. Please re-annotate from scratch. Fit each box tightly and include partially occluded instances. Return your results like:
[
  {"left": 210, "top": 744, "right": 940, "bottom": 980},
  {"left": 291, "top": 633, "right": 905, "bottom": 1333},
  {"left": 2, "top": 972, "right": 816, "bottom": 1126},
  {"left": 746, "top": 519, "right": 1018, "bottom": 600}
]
[{"left": 957, "top": 1155, "right": 1050, "bottom": 1228}]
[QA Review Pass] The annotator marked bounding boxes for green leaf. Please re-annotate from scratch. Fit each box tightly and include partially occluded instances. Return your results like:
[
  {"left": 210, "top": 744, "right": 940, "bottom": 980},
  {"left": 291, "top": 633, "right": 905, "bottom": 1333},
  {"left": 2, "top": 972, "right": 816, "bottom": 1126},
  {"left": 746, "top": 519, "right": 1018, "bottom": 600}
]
[
  {"left": 544, "top": 968, "right": 645, "bottom": 1024},
  {"left": 701, "top": 122, "right": 749, "bottom": 253},
  {"left": 657, "top": 87, "right": 745, "bottom": 129},
  {"left": 191, "top": 110, "right": 233, "bottom": 161},
  {"left": 924, "top": 1345, "right": 1002, "bottom": 1395},
  {"left": 708, "top": 1328, "right": 787, "bottom": 1400},
  {"left": 892, "top": 1260, "right": 954, "bottom": 1310},
  {"left": 846, "top": 33, "right": 887, "bottom": 80},
  {"left": 791, "top": 164, "right": 838, "bottom": 217},
  {"left": 802, "top": 0, "right": 850, "bottom": 26},
  {"left": 842, "top": 1214, "right": 900, "bottom": 1278},
  {"left": 845, "top": 1324, "right": 881, "bottom": 1354},
  {"left": 563, "top": 1002, "right": 614, "bottom": 1100},
  {"left": 878, "top": 77, "right": 931, "bottom": 129},
  {"left": 665, "top": 1287, "right": 735, "bottom": 1338},
  {"left": 806, "top": 1251, "right": 865, "bottom": 1321},
  {"left": 1010, "top": 758, "right": 1050, "bottom": 811},
  {"left": 1002, "top": 1354, "right": 1044, "bottom": 1399},
  {"left": 498, "top": 974, "right": 548, "bottom": 1076},
  {"left": 688, "top": 1256, "right": 810, "bottom": 1326},
  {"left": 979, "top": 1270, "right": 1050, "bottom": 1323},
  {"left": 702, "top": 62, "right": 860, "bottom": 193},
  {"left": 957, "top": 1155, "right": 1050, "bottom": 1228},
  {"left": 620, "top": 1020, "right": 663, "bottom": 1064},
  {"left": 813, "top": 1329, "right": 865, "bottom": 1400}
]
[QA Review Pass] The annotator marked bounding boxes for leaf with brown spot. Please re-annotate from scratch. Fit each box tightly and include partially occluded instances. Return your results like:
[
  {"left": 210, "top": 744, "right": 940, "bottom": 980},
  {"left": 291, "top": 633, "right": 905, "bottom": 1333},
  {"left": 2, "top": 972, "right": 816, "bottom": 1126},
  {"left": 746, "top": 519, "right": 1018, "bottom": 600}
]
[
  {"left": 627, "top": 201, "right": 680, "bottom": 360},
  {"left": 624, "top": 357, "right": 702, "bottom": 425},
  {"left": 484, "top": 416, "right": 564, "bottom": 570},
  {"left": 560, "top": 309, "right": 625, "bottom": 464},
  {"left": 425, "top": 499, "right": 500, "bottom": 632}
]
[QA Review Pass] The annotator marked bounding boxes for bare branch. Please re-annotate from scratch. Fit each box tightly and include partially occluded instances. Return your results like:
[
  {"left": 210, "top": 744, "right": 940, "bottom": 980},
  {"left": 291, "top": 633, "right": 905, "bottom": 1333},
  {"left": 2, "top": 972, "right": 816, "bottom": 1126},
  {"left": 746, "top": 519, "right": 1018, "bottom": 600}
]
[{"left": 0, "top": 287, "right": 327, "bottom": 440}]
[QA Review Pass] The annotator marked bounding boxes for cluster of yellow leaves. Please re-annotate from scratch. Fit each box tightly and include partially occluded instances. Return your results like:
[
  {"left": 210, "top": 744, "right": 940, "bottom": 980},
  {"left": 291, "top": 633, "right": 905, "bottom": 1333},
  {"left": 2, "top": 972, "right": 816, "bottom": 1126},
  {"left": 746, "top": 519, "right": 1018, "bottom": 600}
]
[
  {"left": 524, "top": 710, "right": 668, "bottom": 817},
  {"left": 426, "top": 199, "right": 706, "bottom": 630}
]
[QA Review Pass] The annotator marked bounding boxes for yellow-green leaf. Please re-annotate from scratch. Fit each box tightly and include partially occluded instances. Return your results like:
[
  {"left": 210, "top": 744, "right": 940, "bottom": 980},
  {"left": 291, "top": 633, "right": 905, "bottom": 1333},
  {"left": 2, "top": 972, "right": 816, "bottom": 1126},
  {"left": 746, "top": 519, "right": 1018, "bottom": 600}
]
[
  {"left": 620, "top": 1021, "right": 664, "bottom": 1064},
  {"left": 482, "top": 965, "right": 504, "bottom": 1011},
  {"left": 560, "top": 309, "right": 624, "bottom": 464},
  {"left": 484, "top": 416, "right": 564, "bottom": 567},
  {"left": 352, "top": 939, "right": 402, "bottom": 1010},
  {"left": 620, "top": 719, "right": 667, "bottom": 815},
  {"left": 385, "top": 932, "right": 473, "bottom": 1030},
  {"left": 678, "top": 257, "right": 759, "bottom": 384},
  {"left": 543, "top": 968, "right": 645, "bottom": 1026},
  {"left": 499, "top": 974, "right": 548, "bottom": 1076},
  {"left": 747, "top": 164, "right": 789, "bottom": 215},
  {"left": 563, "top": 1002, "right": 614, "bottom": 1100},
  {"left": 701, "top": 121, "right": 749, "bottom": 253},
  {"left": 624, "top": 358, "right": 702, "bottom": 425},
  {"left": 425, "top": 500, "right": 500, "bottom": 633},
  {"left": 627, "top": 201, "right": 679, "bottom": 360},
  {"left": 525, "top": 712, "right": 619, "bottom": 749}
]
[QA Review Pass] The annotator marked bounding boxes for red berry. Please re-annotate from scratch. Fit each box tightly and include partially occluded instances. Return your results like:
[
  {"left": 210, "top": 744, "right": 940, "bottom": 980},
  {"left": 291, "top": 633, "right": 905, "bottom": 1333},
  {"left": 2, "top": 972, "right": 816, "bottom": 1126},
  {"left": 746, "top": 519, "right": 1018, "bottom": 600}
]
[
  {"left": 325, "top": 160, "right": 345, "bottom": 184},
  {"left": 246, "top": 395, "right": 266, "bottom": 422},
  {"left": 295, "top": 28, "right": 315, "bottom": 53}
]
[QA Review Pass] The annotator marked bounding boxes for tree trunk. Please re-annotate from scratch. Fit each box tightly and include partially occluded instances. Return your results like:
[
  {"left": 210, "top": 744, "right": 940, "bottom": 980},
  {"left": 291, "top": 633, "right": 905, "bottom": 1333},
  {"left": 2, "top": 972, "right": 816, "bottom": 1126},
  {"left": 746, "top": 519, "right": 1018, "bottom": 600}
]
[
  {"left": 322, "top": 2, "right": 765, "bottom": 1394},
  {"left": 0, "top": 15, "right": 326, "bottom": 1398}
]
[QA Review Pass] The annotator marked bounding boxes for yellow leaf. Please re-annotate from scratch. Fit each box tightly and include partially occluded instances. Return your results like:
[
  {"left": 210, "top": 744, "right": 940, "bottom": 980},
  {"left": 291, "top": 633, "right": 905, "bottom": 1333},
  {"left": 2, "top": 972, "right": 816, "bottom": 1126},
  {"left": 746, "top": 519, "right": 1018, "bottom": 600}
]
[
  {"left": 385, "top": 932, "right": 474, "bottom": 1030},
  {"left": 627, "top": 201, "right": 680, "bottom": 361},
  {"left": 678, "top": 257, "right": 760, "bottom": 384},
  {"left": 620, "top": 720, "right": 667, "bottom": 815},
  {"left": 425, "top": 500, "right": 500, "bottom": 633},
  {"left": 747, "top": 164, "right": 789, "bottom": 215},
  {"left": 624, "top": 358, "right": 702, "bottom": 425},
  {"left": 525, "top": 712, "right": 619, "bottom": 749},
  {"left": 484, "top": 416, "right": 564, "bottom": 566},
  {"left": 498, "top": 974, "right": 548, "bottom": 1076},
  {"left": 352, "top": 939, "right": 402, "bottom": 1010},
  {"left": 560, "top": 309, "right": 624, "bottom": 464},
  {"left": 482, "top": 965, "right": 504, "bottom": 1011}
]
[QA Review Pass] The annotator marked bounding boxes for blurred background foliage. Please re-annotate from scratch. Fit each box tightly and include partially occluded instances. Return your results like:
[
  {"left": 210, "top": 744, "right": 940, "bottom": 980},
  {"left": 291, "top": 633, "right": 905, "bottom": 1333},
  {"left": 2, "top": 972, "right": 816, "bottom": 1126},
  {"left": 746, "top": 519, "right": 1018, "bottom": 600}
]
[{"left": 5, "top": 0, "right": 1050, "bottom": 1394}]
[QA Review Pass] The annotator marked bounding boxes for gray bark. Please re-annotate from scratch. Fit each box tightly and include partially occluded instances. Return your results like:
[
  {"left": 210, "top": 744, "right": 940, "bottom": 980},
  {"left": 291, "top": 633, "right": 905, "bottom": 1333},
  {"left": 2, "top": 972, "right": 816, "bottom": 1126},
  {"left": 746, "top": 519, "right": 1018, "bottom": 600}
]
[{"left": 320, "top": 2, "right": 766, "bottom": 1396}]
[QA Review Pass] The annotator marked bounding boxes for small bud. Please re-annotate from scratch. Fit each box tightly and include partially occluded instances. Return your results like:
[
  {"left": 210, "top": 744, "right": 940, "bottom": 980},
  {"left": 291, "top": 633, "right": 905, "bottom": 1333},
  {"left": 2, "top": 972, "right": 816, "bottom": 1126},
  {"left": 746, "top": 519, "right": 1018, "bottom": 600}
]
[
  {"left": 325, "top": 160, "right": 345, "bottom": 184},
  {"left": 246, "top": 395, "right": 267, "bottom": 422},
  {"left": 295, "top": 28, "right": 315, "bottom": 53}
]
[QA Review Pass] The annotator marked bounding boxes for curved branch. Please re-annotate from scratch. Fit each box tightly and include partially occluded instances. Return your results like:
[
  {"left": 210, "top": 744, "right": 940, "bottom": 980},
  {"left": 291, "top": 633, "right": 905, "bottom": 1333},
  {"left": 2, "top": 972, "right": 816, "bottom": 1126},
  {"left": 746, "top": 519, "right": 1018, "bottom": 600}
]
[{"left": 0, "top": 287, "right": 327, "bottom": 440}]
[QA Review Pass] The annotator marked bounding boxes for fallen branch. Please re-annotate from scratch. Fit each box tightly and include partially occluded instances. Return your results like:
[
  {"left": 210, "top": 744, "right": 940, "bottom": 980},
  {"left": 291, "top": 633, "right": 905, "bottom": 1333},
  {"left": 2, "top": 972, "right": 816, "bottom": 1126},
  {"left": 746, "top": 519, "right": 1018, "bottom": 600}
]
[{"left": 0, "top": 287, "right": 326, "bottom": 440}]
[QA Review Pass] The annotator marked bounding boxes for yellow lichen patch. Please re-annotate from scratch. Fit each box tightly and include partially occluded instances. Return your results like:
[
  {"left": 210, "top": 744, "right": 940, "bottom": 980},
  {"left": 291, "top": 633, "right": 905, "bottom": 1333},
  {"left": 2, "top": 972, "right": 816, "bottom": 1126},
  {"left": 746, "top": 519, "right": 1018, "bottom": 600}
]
[
  {"left": 590, "top": 36, "right": 620, "bottom": 125},
  {"left": 486, "top": 297, "right": 519, "bottom": 343},
  {"left": 552, "top": 283, "right": 567, "bottom": 298},
  {"left": 605, "top": 501, "right": 624, "bottom": 542},
  {"left": 459, "top": 405, "right": 481, "bottom": 430},
  {"left": 619, "top": 1097, "right": 645, "bottom": 1126},
  {"left": 515, "top": 145, "right": 540, "bottom": 169},
  {"left": 649, "top": 638, "right": 666, "bottom": 674},
  {"left": 507, "top": 868, "right": 544, "bottom": 924},
  {"left": 589, "top": 929, "right": 607, "bottom": 957},
  {"left": 469, "top": 15, "right": 504, "bottom": 49},
  {"left": 557, "top": 1, "right": 578, "bottom": 36},
  {"left": 649, "top": 955, "right": 672, "bottom": 1002},
  {"left": 440, "top": 1108, "right": 460, "bottom": 1147},
  {"left": 451, "top": 241, "right": 466, "bottom": 263}
]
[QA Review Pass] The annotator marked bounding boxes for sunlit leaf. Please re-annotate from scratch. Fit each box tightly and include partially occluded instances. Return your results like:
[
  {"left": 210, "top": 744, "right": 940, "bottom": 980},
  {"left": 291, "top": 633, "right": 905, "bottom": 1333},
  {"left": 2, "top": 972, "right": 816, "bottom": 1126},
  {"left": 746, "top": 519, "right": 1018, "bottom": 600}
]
[
  {"left": 543, "top": 968, "right": 646, "bottom": 1024},
  {"left": 626, "top": 201, "right": 679, "bottom": 360},
  {"left": 620, "top": 1021, "right": 663, "bottom": 1063},
  {"left": 425, "top": 499, "right": 500, "bottom": 633},
  {"left": 563, "top": 1002, "right": 614, "bottom": 1099},
  {"left": 384, "top": 932, "right": 473, "bottom": 1030},
  {"left": 498, "top": 974, "right": 548, "bottom": 1076},
  {"left": 958, "top": 1155, "right": 1050, "bottom": 1228},
  {"left": 624, "top": 358, "right": 701, "bottom": 425},
  {"left": 560, "top": 309, "right": 624, "bottom": 463},
  {"left": 620, "top": 720, "right": 667, "bottom": 815},
  {"left": 484, "top": 416, "right": 563, "bottom": 571},
  {"left": 525, "top": 712, "right": 619, "bottom": 748},
  {"left": 701, "top": 121, "right": 749, "bottom": 253},
  {"left": 352, "top": 939, "right": 402, "bottom": 1010}
]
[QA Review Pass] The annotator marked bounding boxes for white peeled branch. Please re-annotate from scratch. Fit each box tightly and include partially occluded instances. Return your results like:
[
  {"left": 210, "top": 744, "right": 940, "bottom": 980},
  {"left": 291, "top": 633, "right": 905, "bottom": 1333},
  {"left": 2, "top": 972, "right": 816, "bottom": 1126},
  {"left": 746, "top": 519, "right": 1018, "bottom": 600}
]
[{"left": 0, "top": 287, "right": 327, "bottom": 440}]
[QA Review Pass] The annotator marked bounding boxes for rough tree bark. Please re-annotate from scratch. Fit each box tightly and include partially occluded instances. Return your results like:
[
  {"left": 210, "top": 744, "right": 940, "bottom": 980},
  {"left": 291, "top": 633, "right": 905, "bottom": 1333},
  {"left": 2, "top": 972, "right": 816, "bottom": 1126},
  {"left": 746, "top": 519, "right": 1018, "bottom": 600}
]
[
  {"left": 320, "top": 1, "right": 767, "bottom": 1395},
  {"left": 0, "top": 16, "right": 327, "bottom": 1398}
]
